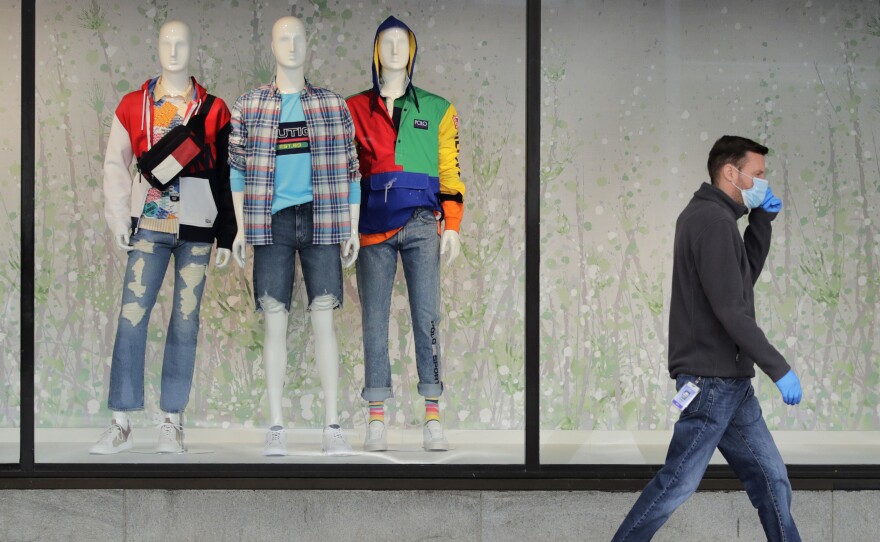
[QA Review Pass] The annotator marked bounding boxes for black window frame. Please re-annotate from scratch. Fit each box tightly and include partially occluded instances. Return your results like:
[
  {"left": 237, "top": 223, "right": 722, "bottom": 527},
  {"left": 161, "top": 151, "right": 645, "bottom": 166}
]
[{"left": 4, "top": 0, "right": 880, "bottom": 491}]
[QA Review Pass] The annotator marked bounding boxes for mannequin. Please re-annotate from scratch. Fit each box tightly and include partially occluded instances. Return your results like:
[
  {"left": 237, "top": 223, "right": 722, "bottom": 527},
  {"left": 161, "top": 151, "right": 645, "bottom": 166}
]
[
  {"left": 94, "top": 20, "right": 236, "bottom": 454},
  {"left": 377, "top": 28, "right": 460, "bottom": 262},
  {"left": 228, "top": 16, "right": 361, "bottom": 456},
  {"left": 347, "top": 17, "right": 466, "bottom": 452},
  {"left": 110, "top": 22, "right": 231, "bottom": 266}
]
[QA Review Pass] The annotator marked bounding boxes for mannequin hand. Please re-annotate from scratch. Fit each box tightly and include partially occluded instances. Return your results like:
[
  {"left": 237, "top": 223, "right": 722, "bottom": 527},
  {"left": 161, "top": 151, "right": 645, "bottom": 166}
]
[
  {"left": 441, "top": 230, "right": 461, "bottom": 266},
  {"left": 232, "top": 232, "right": 247, "bottom": 268},
  {"left": 774, "top": 369, "right": 802, "bottom": 406},
  {"left": 215, "top": 248, "right": 231, "bottom": 269},
  {"left": 114, "top": 231, "right": 134, "bottom": 252},
  {"left": 761, "top": 186, "right": 782, "bottom": 213},
  {"left": 341, "top": 233, "right": 360, "bottom": 268}
]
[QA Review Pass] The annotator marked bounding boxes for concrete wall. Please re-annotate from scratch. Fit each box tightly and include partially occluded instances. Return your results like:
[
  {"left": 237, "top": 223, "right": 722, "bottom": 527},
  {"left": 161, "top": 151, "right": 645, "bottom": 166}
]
[{"left": 0, "top": 489, "right": 877, "bottom": 541}]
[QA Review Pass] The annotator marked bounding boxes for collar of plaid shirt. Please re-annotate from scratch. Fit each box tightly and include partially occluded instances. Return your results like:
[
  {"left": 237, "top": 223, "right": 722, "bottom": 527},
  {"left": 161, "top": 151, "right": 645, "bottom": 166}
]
[{"left": 229, "top": 77, "right": 359, "bottom": 246}]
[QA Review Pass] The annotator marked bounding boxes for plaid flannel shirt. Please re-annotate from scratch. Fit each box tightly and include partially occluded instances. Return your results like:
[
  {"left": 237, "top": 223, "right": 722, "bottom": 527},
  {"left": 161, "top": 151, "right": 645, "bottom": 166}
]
[{"left": 228, "top": 78, "right": 359, "bottom": 245}]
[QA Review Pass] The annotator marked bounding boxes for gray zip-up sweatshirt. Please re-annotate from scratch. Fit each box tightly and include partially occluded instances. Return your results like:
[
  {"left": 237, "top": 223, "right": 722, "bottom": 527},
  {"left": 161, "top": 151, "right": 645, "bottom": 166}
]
[{"left": 668, "top": 182, "right": 790, "bottom": 382}]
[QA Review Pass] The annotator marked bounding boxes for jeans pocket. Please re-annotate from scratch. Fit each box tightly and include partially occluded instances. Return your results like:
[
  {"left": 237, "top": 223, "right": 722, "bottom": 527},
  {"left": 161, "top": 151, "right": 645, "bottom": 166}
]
[
  {"left": 676, "top": 375, "right": 704, "bottom": 416},
  {"left": 415, "top": 207, "right": 438, "bottom": 225}
]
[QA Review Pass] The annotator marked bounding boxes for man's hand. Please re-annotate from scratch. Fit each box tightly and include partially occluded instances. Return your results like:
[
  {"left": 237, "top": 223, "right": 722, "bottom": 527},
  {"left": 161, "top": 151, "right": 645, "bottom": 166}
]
[
  {"left": 761, "top": 186, "right": 782, "bottom": 213},
  {"left": 774, "top": 369, "right": 802, "bottom": 405}
]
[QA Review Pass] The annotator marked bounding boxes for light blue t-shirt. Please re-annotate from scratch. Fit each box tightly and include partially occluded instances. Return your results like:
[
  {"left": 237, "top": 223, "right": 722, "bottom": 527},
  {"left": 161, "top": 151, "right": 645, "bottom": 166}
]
[
  {"left": 270, "top": 93, "right": 312, "bottom": 213},
  {"left": 230, "top": 93, "right": 361, "bottom": 210}
]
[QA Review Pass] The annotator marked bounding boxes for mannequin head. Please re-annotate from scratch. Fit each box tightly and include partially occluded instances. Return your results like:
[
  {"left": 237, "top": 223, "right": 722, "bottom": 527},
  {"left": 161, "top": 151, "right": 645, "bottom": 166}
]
[
  {"left": 378, "top": 27, "right": 409, "bottom": 74},
  {"left": 271, "top": 16, "right": 308, "bottom": 70},
  {"left": 157, "top": 20, "right": 191, "bottom": 75}
]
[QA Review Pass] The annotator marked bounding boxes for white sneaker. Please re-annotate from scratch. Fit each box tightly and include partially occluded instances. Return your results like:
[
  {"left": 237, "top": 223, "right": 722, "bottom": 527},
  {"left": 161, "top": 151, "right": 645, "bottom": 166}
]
[
  {"left": 322, "top": 424, "right": 353, "bottom": 456},
  {"left": 363, "top": 420, "right": 387, "bottom": 452},
  {"left": 423, "top": 420, "right": 449, "bottom": 451},
  {"left": 156, "top": 421, "right": 186, "bottom": 453},
  {"left": 89, "top": 421, "right": 133, "bottom": 455},
  {"left": 262, "top": 426, "right": 287, "bottom": 456}
]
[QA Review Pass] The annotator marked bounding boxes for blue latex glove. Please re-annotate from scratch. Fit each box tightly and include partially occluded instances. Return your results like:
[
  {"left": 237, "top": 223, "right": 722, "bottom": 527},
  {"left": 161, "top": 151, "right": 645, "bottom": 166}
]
[
  {"left": 761, "top": 185, "right": 782, "bottom": 212},
  {"left": 775, "top": 369, "right": 802, "bottom": 405}
]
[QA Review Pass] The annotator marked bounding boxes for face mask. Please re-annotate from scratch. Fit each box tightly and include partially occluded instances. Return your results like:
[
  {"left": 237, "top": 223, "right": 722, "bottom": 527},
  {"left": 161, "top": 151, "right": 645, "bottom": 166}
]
[{"left": 730, "top": 168, "right": 768, "bottom": 209}]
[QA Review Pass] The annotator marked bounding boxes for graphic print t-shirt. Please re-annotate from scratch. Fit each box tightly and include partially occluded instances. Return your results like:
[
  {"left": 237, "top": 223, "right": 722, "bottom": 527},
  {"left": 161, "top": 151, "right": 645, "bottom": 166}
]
[{"left": 271, "top": 93, "right": 313, "bottom": 214}]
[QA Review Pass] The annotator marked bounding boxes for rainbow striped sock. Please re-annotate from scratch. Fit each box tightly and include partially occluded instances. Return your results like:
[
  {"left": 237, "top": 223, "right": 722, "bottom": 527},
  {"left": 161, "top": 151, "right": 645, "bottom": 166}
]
[
  {"left": 425, "top": 398, "right": 441, "bottom": 423},
  {"left": 369, "top": 401, "right": 384, "bottom": 424}
]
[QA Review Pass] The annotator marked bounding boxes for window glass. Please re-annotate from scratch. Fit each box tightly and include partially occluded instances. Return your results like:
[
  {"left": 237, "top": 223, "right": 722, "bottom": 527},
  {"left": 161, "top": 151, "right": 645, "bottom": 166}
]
[
  {"left": 540, "top": 0, "right": 880, "bottom": 465},
  {"left": 0, "top": 2, "right": 22, "bottom": 464},
  {"left": 35, "top": 0, "right": 525, "bottom": 465}
]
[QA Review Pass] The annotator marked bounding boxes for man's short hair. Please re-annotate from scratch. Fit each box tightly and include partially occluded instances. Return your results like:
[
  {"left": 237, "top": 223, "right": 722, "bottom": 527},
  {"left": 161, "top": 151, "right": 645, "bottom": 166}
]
[{"left": 707, "top": 135, "right": 768, "bottom": 184}]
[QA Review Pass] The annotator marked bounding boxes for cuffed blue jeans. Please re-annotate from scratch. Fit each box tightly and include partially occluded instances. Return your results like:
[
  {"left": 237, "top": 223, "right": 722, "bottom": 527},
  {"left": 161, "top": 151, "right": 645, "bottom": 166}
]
[
  {"left": 612, "top": 375, "right": 800, "bottom": 542},
  {"left": 356, "top": 208, "right": 444, "bottom": 401},
  {"left": 108, "top": 229, "right": 212, "bottom": 413}
]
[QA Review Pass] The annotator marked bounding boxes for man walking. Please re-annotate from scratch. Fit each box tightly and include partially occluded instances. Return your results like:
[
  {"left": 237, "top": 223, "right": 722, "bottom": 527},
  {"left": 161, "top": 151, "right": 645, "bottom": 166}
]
[{"left": 612, "top": 135, "right": 803, "bottom": 541}]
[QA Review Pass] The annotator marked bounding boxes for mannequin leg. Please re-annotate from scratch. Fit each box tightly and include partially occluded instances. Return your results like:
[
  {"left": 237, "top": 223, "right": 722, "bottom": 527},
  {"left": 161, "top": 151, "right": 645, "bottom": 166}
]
[
  {"left": 108, "top": 231, "right": 173, "bottom": 413},
  {"left": 399, "top": 210, "right": 443, "bottom": 401},
  {"left": 159, "top": 240, "right": 211, "bottom": 414},
  {"left": 111, "top": 411, "right": 130, "bottom": 429},
  {"left": 261, "top": 298, "right": 290, "bottom": 428},
  {"left": 399, "top": 210, "right": 447, "bottom": 451},
  {"left": 355, "top": 240, "right": 399, "bottom": 402},
  {"left": 312, "top": 302, "right": 353, "bottom": 455},
  {"left": 299, "top": 237, "right": 351, "bottom": 455},
  {"left": 310, "top": 301, "right": 340, "bottom": 426},
  {"left": 425, "top": 397, "right": 440, "bottom": 423}
]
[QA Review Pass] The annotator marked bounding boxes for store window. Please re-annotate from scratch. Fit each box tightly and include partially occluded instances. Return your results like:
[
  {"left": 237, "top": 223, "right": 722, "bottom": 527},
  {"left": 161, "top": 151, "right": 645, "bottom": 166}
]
[
  {"left": 0, "top": 1, "right": 22, "bottom": 464},
  {"left": 33, "top": 0, "right": 525, "bottom": 465},
  {"left": 540, "top": 0, "right": 880, "bottom": 465}
]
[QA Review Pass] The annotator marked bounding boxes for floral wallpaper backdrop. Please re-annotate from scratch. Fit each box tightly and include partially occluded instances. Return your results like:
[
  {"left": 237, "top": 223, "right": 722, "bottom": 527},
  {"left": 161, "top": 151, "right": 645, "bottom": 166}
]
[
  {"left": 0, "top": 2, "right": 22, "bottom": 434},
  {"left": 32, "top": 1, "right": 526, "bottom": 431},
  {"left": 541, "top": 0, "right": 880, "bottom": 433}
]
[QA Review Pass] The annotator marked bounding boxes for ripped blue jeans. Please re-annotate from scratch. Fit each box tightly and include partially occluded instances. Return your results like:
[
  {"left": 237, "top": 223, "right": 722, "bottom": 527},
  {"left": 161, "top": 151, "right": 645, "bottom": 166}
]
[
  {"left": 251, "top": 202, "right": 343, "bottom": 313},
  {"left": 108, "top": 228, "right": 212, "bottom": 413}
]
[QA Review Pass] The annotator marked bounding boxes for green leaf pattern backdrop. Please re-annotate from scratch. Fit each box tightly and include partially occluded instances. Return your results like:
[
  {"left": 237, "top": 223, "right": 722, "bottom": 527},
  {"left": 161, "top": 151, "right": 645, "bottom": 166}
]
[
  {"left": 541, "top": 0, "right": 880, "bottom": 432},
  {"left": 32, "top": 0, "right": 526, "bottom": 431},
  {"left": 0, "top": 2, "right": 22, "bottom": 434}
]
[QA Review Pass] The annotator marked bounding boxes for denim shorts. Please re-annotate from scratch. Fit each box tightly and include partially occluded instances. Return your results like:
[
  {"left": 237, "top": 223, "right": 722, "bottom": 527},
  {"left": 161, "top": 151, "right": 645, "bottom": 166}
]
[{"left": 252, "top": 202, "right": 343, "bottom": 312}]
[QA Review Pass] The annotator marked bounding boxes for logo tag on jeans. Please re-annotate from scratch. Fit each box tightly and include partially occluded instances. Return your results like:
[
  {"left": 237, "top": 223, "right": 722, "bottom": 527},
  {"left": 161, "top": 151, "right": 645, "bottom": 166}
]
[{"left": 672, "top": 381, "right": 700, "bottom": 411}]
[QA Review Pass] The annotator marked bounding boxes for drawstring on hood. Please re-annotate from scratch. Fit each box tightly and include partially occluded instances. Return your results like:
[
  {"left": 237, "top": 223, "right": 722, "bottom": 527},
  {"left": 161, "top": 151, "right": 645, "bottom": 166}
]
[{"left": 371, "top": 16, "right": 419, "bottom": 113}]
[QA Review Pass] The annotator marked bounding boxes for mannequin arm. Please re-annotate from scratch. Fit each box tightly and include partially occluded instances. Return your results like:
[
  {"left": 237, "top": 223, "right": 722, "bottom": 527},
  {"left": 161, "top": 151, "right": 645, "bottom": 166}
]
[
  {"left": 341, "top": 203, "right": 360, "bottom": 268},
  {"left": 104, "top": 111, "right": 136, "bottom": 252},
  {"left": 231, "top": 191, "right": 247, "bottom": 267},
  {"left": 441, "top": 230, "right": 461, "bottom": 266}
]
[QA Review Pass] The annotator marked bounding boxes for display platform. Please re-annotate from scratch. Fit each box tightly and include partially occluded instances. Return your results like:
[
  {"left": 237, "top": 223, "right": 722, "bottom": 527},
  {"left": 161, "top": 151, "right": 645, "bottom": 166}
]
[
  {"left": 540, "top": 430, "right": 880, "bottom": 465},
  {"left": 19, "top": 429, "right": 880, "bottom": 465},
  {"left": 0, "top": 429, "right": 18, "bottom": 463},
  {"left": 33, "top": 428, "right": 525, "bottom": 464}
]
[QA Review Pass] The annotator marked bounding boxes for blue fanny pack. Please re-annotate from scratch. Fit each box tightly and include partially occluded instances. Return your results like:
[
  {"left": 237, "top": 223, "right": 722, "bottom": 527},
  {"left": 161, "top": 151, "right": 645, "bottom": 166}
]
[{"left": 359, "top": 171, "right": 440, "bottom": 233}]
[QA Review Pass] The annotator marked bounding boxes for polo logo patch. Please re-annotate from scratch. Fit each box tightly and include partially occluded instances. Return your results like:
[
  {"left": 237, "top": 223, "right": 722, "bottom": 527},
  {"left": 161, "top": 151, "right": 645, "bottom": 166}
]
[{"left": 414, "top": 119, "right": 429, "bottom": 130}]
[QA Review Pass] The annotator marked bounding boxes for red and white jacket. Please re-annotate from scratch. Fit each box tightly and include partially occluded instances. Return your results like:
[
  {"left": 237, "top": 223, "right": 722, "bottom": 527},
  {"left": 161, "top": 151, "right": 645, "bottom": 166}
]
[{"left": 103, "top": 77, "right": 237, "bottom": 248}]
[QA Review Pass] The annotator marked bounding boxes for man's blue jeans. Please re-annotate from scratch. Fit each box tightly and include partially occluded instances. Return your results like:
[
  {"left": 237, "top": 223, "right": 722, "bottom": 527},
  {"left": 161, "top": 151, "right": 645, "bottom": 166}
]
[
  {"left": 356, "top": 208, "right": 444, "bottom": 401},
  {"left": 108, "top": 229, "right": 212, "bottom": 413},
  {"left": 612, "top": 375, "right": 800, "bottom": 542}
]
